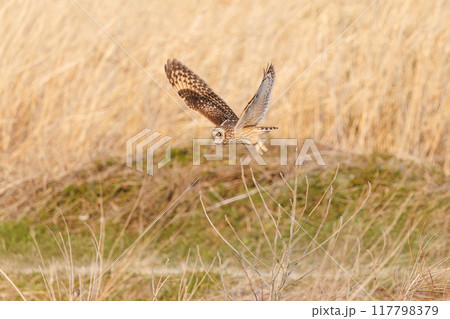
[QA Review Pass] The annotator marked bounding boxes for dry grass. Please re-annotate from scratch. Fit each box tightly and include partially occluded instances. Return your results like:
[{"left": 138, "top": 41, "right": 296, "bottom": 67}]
[
  {"left": 0, "top": 0, "right": 449, "bottom": 301},
  {"left": 200, "top": 166, "right": 371, "bottom": 300},
  {"left": 0, "top": 0, "right": 449, "bottom": 202},
  {"left": 1, "top": 156, "right": 448, "bottom": 300}
]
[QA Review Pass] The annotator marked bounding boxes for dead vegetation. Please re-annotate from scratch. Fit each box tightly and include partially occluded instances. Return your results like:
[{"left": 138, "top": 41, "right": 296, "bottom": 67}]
[{"left": 0, "top": 0, "right": 449, "bottom": 301}]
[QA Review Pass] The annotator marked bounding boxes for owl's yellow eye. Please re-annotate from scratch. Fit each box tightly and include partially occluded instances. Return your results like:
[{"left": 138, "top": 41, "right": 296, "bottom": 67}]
[{"left": 216, "top": 132, "right": 222, "bottom": 137}]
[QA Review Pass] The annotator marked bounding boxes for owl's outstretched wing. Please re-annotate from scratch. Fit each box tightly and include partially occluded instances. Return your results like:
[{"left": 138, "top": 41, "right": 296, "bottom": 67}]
[
  {"left": 165, "top": 59, "right": 239, "bottom": 126},
  {"left": 235, "top": 64, "right": 275, "bottom": 130}
]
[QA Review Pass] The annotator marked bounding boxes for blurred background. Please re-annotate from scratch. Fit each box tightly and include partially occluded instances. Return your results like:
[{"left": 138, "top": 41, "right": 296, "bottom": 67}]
[{"left": 0, "top": 0, "right": 448, "bottom": 300}]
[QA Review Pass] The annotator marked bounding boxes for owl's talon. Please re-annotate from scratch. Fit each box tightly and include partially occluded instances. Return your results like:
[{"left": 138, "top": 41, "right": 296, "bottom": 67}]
[{"left": 255, "top": 140, "right": 268, "bottom": 155}]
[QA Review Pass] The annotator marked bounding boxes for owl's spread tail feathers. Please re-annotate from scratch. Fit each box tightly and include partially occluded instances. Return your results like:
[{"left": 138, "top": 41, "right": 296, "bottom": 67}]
[{"left": 257, "top": 126, "right": 279, "bottom": 132}]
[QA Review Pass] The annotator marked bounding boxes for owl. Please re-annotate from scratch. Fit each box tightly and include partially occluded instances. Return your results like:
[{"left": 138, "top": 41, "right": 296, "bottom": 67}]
[{"left": 165, "top": 59, "right": 278, "bottom": 153}]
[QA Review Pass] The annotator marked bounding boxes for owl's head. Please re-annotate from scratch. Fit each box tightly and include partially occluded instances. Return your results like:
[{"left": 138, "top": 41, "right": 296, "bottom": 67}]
[{"left": 212, "top": 127, "right": 226, "bottom": 144}]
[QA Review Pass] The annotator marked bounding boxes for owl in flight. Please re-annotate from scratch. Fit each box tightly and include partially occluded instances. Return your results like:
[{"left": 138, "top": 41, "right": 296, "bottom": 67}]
[{"left": 165, "top": 59, "right": 278, "bottom": 153}]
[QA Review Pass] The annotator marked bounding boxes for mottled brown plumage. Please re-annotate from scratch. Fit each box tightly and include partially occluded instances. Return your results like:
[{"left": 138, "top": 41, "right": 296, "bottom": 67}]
[
  {"left": 236, "top": 64, "right": 276, "bottom": 130},
  {"left": 165, "top": 59, "right": 278, "bottom": 152},
  {"left": 165, "top": 59, "right": 238, "bottom": 126}
]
